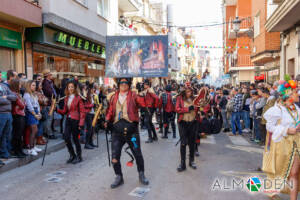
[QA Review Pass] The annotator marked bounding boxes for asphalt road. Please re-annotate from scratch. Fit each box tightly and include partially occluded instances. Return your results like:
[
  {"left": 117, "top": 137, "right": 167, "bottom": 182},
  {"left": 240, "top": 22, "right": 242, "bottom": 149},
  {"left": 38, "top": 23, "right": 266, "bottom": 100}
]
[{"left": 0, "top": 129, "right": 294, "bottom": 200}]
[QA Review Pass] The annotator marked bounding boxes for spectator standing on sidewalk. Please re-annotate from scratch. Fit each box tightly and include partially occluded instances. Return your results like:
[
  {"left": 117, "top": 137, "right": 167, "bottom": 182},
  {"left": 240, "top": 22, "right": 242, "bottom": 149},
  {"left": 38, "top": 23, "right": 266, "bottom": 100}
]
[
  {"left": 219, "top": 89, "right": 230, "bottom": 132},
  {"left": 242, "top": 88, "right": 251, "bottom": 133},
  {"left": 42, "top": 69, "right": 57, "bottom": 139},
  {"left": 10, "top": 79, "right": 27, "bottom": 158},
  {"left": 229, "top": 88, "right": 243, "bottom": 136},
  {"left": 0, "top": 77, "right": 16, "bottom": 161}
]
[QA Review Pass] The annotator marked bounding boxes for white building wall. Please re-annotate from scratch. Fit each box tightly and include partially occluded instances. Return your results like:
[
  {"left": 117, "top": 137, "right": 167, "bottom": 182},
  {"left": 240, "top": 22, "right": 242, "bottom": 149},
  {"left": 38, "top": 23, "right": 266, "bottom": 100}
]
[{"left": 40, "top": 0, "right": 107, "bottom": 37}]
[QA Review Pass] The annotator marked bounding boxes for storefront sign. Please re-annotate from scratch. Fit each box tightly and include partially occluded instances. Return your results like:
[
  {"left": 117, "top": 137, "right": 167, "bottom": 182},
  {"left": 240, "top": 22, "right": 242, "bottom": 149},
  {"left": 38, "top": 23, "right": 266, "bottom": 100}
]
[
  {"left": 1, "top": 71, "right": 7, "bottom": 80},
  {"left": 255, "top": 74, "right": 265, "bottom": 81},
  {"left": 0, "top": 27, "right": 22, "bottom": 49},
  {"left": 55, "top": 32, "right": 105, "bottom": 59}
]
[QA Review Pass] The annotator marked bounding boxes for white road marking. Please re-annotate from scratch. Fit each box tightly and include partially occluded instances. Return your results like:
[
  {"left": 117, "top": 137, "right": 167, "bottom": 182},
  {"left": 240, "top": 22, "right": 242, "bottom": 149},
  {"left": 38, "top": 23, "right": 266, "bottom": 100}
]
[
  {"left": 129, "top": 187, "right": 150, "bottom": 198},
  {"left": 227, "top": 135, "right": 251, "bottom": 146},
  {"left": 225, "top": 144, "right": 263, "bottom": 154}
]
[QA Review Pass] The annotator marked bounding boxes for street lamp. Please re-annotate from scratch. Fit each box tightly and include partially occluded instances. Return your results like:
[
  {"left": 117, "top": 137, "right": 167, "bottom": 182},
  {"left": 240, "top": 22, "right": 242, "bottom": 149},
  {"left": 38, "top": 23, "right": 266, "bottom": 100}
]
[{"left": 232, "top": 16, "right": 242, "bottom": 34}]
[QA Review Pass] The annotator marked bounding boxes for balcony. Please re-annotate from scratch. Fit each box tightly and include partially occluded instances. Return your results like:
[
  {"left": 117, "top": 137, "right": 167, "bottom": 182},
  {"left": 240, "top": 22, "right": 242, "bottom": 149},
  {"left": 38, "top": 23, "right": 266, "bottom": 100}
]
[
  {"left": 116, "top": 23, "right": 136, "bottom": 35},
  {"left": 118, "top": 0, "right": 142, "bottom": 12},
  {"left": 228, "top": 17, "right": 252, "bottom": 39},
  {"left": 0, "top": 0, "right": 42, "bottom": 27},
  {"left": 266, "top": 0, "right": 300, "bottom": 32},
  {"left": 228, "top": 53, "right": 254, "bottom": 72}
]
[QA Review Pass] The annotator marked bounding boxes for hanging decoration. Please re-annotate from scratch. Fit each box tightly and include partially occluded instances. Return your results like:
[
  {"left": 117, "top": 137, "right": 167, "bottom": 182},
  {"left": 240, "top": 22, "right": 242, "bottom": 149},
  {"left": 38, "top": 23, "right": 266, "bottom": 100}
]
[{"left": 168, "top": 42, "right": 249, "bottom": 49}]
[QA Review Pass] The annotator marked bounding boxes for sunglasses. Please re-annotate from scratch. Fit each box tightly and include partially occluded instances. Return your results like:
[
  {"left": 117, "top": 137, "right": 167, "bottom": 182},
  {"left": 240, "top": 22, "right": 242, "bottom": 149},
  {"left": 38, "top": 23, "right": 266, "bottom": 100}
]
[{"left": 119, "top": 81, "right": 129, "bottom": 85}]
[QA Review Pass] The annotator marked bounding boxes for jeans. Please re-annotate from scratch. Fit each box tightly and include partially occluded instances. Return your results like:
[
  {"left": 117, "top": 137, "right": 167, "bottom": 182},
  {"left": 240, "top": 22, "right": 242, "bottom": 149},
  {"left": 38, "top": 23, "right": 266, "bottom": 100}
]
[
  {"left": 221, "top": 109, "right": 229, "bottom": 129},
  {"left": 242, "top": 111, "right": 250, "bottom": 129},
  {"left": 0, "top": 113, "right": 13, "bottom": 158},
  {"left": 254, "top": 117, "right": 261, "bottom": 141},
  {"left": 231, "top": 111, "right": 242, "bottom": 135},
  {"left": 37, "top": 120, "right": 45, "bottom": 137}
]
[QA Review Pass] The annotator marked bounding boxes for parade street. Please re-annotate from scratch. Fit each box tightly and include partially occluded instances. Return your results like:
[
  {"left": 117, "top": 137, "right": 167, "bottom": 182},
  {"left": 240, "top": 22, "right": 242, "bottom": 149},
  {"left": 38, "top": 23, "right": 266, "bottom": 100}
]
[{"left": 0, "top": 129, "right": 293, "bottom": 200}]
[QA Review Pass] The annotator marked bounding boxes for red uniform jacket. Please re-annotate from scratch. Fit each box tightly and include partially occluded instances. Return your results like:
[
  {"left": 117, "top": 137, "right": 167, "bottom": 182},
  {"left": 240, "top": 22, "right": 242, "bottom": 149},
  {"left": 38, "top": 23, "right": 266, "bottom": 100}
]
[
  {"left": 57, "top": 95, "right": 86, "bottom": 126},
  {"left": 175, "top": 96, "right": 198, "bottom": 123},
  {"left": 106, "top": 90, "right": 146, "bottom": 123},
  {"left": 12, "top": 93, "right": 25, "bottom": 116},
  {"left": 144, "top": 90, "right": 159, "bottom": 108}
]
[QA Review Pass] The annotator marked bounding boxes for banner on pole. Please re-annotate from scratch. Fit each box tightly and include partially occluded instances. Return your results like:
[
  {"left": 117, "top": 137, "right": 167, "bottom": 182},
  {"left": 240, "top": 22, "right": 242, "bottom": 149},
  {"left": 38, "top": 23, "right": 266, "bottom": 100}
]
[{"left": 105, "top": 35, "right": 168, "bottom": 77}]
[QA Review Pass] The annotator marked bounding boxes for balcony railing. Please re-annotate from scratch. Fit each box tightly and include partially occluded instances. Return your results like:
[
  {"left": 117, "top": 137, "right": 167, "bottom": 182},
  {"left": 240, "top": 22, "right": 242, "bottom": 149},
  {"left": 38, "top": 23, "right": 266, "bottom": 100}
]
[
  {"left": 228, "top": 16, "right": 252, "bottom": 39},
  {"left": 229, "top": 54, "right": 254, "bottom": 68}
]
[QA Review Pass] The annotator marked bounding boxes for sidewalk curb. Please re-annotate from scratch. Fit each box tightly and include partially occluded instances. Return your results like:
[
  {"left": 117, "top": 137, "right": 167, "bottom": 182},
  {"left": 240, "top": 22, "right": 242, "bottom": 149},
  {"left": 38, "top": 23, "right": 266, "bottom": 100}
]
[{"left": 0, "top": 139, "right": 65, "bottom": 174}]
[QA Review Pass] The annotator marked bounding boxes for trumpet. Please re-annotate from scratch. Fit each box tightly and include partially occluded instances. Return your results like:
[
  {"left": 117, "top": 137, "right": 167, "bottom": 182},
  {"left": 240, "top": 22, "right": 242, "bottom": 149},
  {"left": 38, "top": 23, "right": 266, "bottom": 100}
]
[{"left": 92, "top": 103, "right": 103, "bottom": 127}]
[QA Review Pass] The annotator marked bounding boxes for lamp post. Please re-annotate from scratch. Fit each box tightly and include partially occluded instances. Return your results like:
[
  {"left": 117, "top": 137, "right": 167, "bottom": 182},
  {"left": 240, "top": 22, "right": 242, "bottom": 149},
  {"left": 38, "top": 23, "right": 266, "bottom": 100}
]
[{"left": 232, "top": 16, "right": 242, "bottom": 37}]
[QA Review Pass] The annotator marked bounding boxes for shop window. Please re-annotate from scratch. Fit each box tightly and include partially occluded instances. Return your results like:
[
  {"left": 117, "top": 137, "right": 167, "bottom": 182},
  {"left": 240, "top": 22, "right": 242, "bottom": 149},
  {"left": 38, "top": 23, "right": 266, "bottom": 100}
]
[
  {"left": 97, "top": 0, "right": 110, "bottom": 19},
  {"left": 0, "top": 47, "right": 15, "bottom": 71}
]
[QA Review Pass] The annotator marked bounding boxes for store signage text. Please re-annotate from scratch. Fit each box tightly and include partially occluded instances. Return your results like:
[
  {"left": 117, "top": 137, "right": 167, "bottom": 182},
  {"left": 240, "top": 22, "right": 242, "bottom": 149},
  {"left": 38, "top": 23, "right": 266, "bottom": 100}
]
[{"left": 55, "top": 32, "right": 105, "bottom": 59}]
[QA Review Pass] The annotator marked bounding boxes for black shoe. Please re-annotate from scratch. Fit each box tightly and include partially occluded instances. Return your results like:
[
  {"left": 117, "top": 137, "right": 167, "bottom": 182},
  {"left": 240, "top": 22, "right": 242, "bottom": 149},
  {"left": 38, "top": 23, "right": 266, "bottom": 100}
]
[
  {"left": 195, "top": 152, "right": 200, "bottom": 157},
  {"left": 145, "top": 139, "right": 153, "bottom": 143},
  {"left": 139, "top": 172, "right": 149, "bottom": 185},
  {"left": 111, "top": 175, "right": 124, "bottom": 189},
  {"left": 90, "top": 143, "right": 97, "bottom": 148},
  {"left": 18, "top": 150, "right": 27, "bottom": 157},
  {"left": 189, "top": 162, "right": 197, "bottom": 170},
  {"left": 71, "top": 156, "right": 82, "bottom": 164},
  {"left": 66, "top": 155, "right": 76, "bottom": 164},
  {"left": 161, "top": 136, "right": 168, "bottom": 139},
  {"left": 153, "top": 137, "right": 158, "bottom": 141},
  {"left": 84, "top": 144, "right": 94, "bottom": 150},
  {"left": 177, "top": 163, "right": 186, "bottom": 172}
]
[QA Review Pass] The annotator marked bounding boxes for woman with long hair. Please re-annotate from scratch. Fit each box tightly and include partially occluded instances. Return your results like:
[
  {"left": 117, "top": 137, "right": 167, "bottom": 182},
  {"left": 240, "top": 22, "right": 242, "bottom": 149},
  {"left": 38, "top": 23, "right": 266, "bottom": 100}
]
[
  {"left": 175, "top": 82, "right": 198, "bottom": 172},
  {"left": 263, "top": 78, "right": 300, "bottom": 200},
  {"left": 57, "top": 81, "right": 86, "bottom": 164},
  {"left": 10, "top": 79, "right": 27, "bottom": 158},
  {"left": 23, "top": 80, "right": 42, "bottom": 156}
]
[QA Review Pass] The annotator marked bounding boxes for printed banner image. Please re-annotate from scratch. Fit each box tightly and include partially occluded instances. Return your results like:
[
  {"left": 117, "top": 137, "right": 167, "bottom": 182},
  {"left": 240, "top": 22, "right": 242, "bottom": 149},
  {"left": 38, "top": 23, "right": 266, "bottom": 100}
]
[{"left": 105, "top": 35, "right": 168, "bottom": 78}]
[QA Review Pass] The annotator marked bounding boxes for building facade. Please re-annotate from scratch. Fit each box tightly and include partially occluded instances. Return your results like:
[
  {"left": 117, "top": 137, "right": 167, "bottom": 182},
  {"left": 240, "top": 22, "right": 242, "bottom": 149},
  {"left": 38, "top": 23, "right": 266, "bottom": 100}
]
[
  {"left": 25, "top": 0, "right": 108, "bottom": 83},
  {"left": 223, "top": 0, "right": 255, "bottom": 85},
  {"left": 266, "top": 0, "right": 300, "bottom": 80},
  {"left": 251, "top": 0, "right": 281, "bottom": 83},
  {"left": 0, "top": 0, "right": 42, "bottom": 77}
]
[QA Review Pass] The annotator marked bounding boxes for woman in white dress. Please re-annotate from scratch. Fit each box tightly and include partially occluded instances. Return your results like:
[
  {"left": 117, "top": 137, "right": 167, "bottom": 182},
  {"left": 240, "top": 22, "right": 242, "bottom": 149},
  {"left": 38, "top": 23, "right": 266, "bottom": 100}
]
[{"left": 263, "top": 78, "right": 300, "bottom": 200}]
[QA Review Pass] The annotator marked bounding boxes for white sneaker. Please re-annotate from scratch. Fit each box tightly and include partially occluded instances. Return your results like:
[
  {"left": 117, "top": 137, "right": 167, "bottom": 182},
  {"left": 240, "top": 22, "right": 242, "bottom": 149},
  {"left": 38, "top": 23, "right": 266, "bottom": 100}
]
[
  {"left": 29, "top": 149, "right": 38, "bottom": 156},
  {"left": 33, "top": 146, "right": 42, "bottom": 152}
]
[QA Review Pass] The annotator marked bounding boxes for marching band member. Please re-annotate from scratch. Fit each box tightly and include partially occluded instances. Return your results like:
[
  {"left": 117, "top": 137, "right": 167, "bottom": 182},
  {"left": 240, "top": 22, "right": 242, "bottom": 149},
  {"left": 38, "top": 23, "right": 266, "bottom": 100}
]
[
  {"left": 143, "top": 79, "right": 159, "bottom": 143},
  {"left": 57, "top": 81, "right": 86, "bottom": 164},
  {"left": 160, "top": 84, "right": 177, "bottom": 139},
  {"left": 175, "top": 82, "right": 198, "bottom": 172},
  {"left": 105, "top": 78, "right": 149, "bottom": 189},
  {"left": 84, "top": 83, "right": 100, "bottom": 149}
]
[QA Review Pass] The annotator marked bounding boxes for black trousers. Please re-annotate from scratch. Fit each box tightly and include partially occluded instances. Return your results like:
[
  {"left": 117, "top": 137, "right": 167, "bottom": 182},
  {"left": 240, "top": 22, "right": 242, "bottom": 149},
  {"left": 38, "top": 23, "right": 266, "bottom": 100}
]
[
  {"left": 111, "top": 120, "right": 145, "bottom": 176},
  {"left": 163, "top": 111, "right": 176, "bottom": 137},
  {"left": 145, "top": 107, "right": 157, "bottom": 140},
  {"left": 178, "top": 121, "right": 197, "bottom": 163},
  {"left": 12, "top": 115, "right": 25, "bottom": 153},
  {"left": 85, "top": 113, "right": 94, "bottom": 145},
  {"left": 64, "top": 118, "right": 81, "bottom": 157}
]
